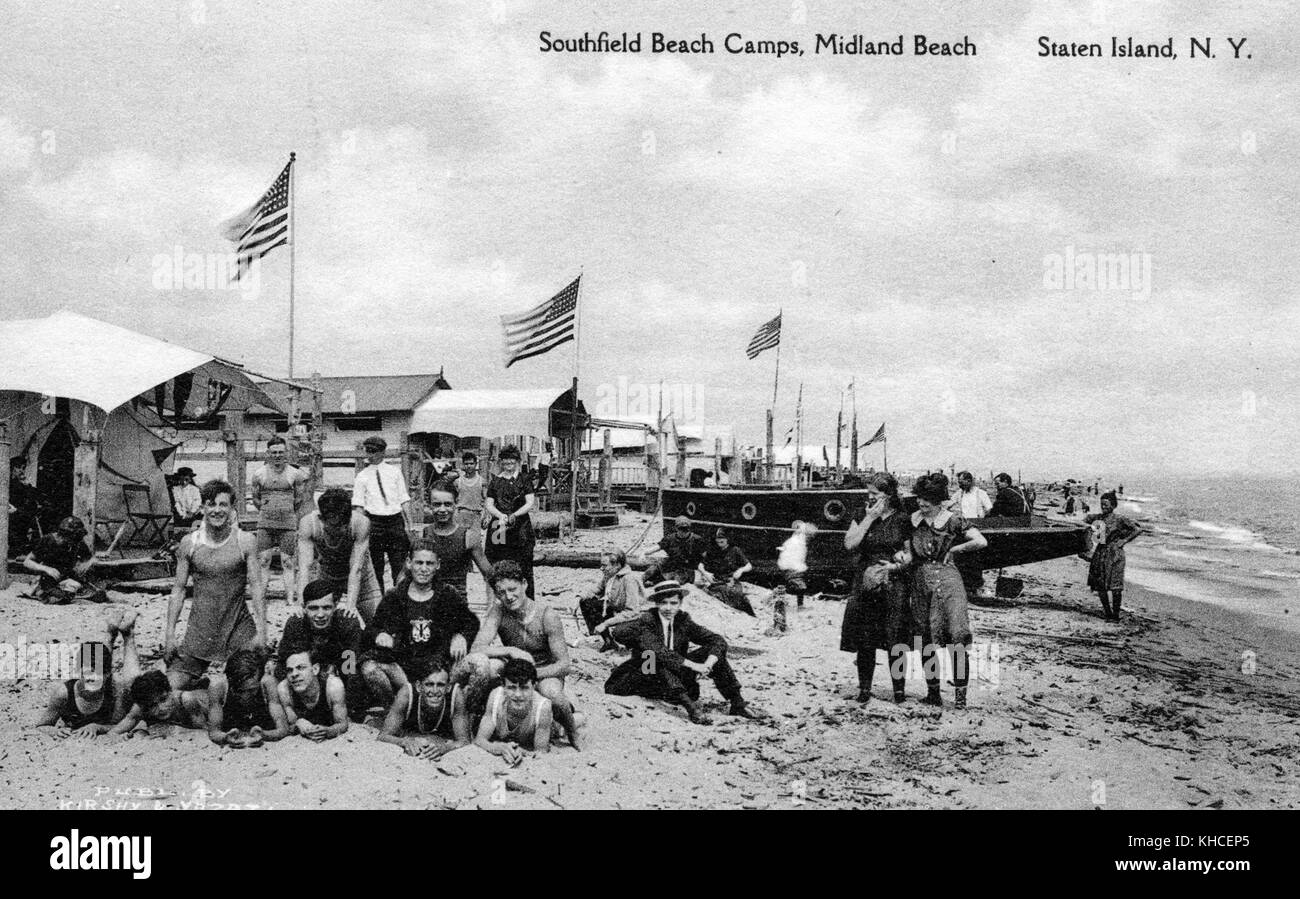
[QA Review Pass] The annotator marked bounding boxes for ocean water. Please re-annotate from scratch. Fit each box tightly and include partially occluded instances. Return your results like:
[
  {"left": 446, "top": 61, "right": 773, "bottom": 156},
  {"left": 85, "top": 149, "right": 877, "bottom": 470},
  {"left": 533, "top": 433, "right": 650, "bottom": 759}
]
[{"left": 1056, "top": 476, "right": 1300, "bottom": 628}]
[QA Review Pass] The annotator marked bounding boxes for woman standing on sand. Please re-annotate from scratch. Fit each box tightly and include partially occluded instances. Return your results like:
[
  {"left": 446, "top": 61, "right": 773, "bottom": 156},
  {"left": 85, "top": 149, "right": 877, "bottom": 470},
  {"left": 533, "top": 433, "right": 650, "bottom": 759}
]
[
  {"left": 1084, "top": 491, "right": 1141, "bottom": 620},
  {"left": 902, "top": 473, "right": 987, "bottom": 710},
  {"left": 841, "top": 473, "right": 913, "bottom": 704}
]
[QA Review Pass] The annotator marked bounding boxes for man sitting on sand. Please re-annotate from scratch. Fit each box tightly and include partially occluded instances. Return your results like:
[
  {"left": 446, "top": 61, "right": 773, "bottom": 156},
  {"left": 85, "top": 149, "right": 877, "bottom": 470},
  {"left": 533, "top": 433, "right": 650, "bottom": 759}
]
[
  {"left": 265, "top": 648, "right": 349, "bottom": 742},
  {"left": 22, "top": 516, "right": 107, "bottom": 604},
  {"left": 647, "top": 515, "right": 708, "bottom": 585},
  {"left": 377, "top": 658, "right": 470, "bottom": 759},
  {"left": 577, "top": 546, "right": 646, "bottom": 647},
  {"left": 463, "top": 560, "right": 583, "bottom": 750},
  {"left": 605, "top": 580, "right": 763, "bottom": 725},
  {"left": 473, "top": 657, "right": 553, "bottom": 765},
  {"left": 33, "top": 608, "right": 140, "bottom": 738},
  {"left": 697, "top": 527, "right": 755, "bottom": 616}
]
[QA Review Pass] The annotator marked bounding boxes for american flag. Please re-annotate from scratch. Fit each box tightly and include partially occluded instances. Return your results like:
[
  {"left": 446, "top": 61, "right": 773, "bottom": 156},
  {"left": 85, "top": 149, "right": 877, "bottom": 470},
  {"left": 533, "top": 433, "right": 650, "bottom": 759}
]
[
  {"left": 500, "top": 276, "right": 580, "bottom": 368},
  {"left": 746, "top": 312, "right": 781, "bottom": 359},
  {"left": 860, "top": 422, "right": 886, "bottom": 447},
  {"left": 221, "top": 156, "right": 293, "bottom": 283}
]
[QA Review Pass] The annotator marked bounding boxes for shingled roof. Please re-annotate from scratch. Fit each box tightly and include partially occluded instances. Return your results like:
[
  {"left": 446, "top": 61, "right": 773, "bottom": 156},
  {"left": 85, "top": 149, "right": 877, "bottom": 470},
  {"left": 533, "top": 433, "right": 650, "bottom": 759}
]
[{"left": 256, "top": 371, "right": 451, "bottom": 415}]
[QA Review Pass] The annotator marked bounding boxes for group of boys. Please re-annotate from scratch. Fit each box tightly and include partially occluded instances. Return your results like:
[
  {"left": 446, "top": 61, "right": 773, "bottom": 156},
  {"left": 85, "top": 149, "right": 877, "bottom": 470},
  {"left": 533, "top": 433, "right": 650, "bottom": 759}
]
[{"left": 35, "top": 460, "right": 764, "bottom": 763}]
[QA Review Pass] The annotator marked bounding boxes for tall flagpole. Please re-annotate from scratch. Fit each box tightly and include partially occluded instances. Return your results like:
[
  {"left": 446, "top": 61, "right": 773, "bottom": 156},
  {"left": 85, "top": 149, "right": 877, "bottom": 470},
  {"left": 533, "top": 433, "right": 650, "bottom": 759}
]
[
  {"left": 569, "top": 272, "right": 583, "bottom": 540},
  {"left": 287, "top": 151, "right": 297, "bottom": 379},
  {"left": 771, "top": 308, "right": 782, "bottom": 409}
]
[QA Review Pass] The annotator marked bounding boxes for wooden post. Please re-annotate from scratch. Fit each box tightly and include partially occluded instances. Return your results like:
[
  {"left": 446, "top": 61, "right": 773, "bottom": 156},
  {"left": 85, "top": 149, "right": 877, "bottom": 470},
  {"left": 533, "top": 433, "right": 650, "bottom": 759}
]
[
  {"left": 599, "top": 428, "right": 612, "bottom": 508},
  {"left": 401, "top": 430, "right": 424, "bottom": 526},
  {"left": 713, "top": 437, "right": 721, "bottom": 484},
  {"left": 675, "top": 432, "right": 687, "bottom": 485},
  {"left": 72, "top": 422, "right": 100, "bottom": 548},
  {"left": 309, "top": 372, "right": 324, "bottom": 503},
  {"left": 645, "top": 440, "right": 660, "bottom": 513},
  {"left": 765, "top": 409, "right": 774, "bottom": 484},
  {"left": 221, "top": 410, "right": 247, "bottom": 515},
  {"left": 0, "top": 423, "right": 10, "bottom": 588},
  {"left": 568, "top": 377, "right": 579, "bottom": 540}
]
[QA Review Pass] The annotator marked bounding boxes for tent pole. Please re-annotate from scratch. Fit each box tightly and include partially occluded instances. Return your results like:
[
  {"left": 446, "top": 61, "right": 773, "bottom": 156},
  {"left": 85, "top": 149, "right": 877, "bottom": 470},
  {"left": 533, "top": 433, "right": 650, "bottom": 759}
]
[{"left": 0, "top": 423, "right": 10, "bottom": 589}]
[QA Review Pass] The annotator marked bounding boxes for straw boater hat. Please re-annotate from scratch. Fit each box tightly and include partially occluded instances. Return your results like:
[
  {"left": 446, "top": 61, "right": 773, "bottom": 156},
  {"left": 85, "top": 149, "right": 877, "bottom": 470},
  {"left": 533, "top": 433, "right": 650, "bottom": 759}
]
[{"left": 649, "top": 580, "right": 685, "bottom": 602}]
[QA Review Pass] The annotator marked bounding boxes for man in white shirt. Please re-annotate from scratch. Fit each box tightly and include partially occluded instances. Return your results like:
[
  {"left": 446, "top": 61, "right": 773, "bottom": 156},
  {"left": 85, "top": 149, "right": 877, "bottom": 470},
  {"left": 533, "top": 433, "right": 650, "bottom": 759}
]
[
  {"left": 351, "top": 436, "right": 411, "bottom": 591},
  {"left": 950, "top": 471, "right": 993, "bottom": 520}
]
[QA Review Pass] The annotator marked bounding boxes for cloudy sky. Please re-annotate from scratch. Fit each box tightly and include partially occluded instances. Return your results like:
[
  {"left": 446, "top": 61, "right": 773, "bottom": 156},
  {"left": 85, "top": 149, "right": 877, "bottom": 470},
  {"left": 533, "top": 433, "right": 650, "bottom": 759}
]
[{"left": 1, "top": 0, "right": 1296, "bottom": 479}]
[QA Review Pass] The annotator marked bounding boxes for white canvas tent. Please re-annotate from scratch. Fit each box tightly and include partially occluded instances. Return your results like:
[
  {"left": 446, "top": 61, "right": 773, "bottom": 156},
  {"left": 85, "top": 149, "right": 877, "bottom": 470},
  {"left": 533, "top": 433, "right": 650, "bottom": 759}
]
[
  {"left": 0, "top": 310, "right": 289, "bottom": 550},
  {"left": 409, "top": 387, "right": 583, "bottom": 440}
]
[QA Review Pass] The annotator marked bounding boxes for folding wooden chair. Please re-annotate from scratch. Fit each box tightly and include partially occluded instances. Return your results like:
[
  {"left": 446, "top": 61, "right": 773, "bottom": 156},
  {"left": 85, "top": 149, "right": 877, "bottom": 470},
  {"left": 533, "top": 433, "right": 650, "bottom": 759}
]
[{"left": 121, "top": 483, "right": 172, "bottom": 547}]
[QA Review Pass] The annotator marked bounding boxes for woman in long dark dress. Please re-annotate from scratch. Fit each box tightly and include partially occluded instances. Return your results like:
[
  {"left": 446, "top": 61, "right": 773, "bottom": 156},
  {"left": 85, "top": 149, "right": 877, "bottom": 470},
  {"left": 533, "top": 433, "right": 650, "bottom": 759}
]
[
  {"left": 841, "top": 473, "right": 912, "bottom": 703},
  {"left": 1084, "top": 491, "right": 1141, "bottom": 620},
  {"left": 484, "top": 445, "right": 537, "bottom": 598},
  {"left": 903, "top": 473, "right": 987, "bottom": 709}
]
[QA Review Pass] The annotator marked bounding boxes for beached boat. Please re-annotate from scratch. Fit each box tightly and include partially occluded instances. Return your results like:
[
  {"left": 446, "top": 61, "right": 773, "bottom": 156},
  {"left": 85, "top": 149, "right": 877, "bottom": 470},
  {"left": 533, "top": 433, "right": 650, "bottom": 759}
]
[{"left": 662, "top": 486, "right": 1089, "bottom": 585}]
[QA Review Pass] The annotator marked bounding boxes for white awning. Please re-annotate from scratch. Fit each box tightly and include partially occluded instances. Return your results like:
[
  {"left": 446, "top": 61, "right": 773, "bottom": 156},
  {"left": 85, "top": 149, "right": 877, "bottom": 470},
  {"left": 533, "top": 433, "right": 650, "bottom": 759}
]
[
  {"left": 0, "top": 309, "right": 285, "bottom": 413},
  {"left": 410, "top": 388, "right": 572, "bottom": 439}
]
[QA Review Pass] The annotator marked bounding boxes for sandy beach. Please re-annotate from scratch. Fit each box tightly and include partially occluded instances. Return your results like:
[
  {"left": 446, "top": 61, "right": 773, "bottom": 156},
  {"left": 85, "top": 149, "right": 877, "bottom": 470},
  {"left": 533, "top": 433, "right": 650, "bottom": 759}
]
[{"left": 2, "top": 515, "right": 1297, "bottom": 811}]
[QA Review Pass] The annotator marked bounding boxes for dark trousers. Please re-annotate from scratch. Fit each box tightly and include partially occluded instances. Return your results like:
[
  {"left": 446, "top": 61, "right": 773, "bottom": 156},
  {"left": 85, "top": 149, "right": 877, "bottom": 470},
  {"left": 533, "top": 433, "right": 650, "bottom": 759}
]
[
  {"left": 956, "top": 559, "right": 983, "bottom": 600},
  {"left": 485, "top": 541, "right": 535, "bottom": 599},
  {"left": 366, "top": 514, "right": 409, "bottom": 591},
  {"left": 578, "top": 594, "right": 608, "bottom": 635},
  {"left": 605, "top": 647, "right": 742, "bottom": 706}
]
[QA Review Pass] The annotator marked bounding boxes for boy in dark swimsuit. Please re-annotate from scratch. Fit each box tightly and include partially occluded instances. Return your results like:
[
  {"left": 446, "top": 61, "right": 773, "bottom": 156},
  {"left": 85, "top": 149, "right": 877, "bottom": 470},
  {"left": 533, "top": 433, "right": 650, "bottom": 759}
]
[
  {"left": 33, "top": 608, "right": 140, "bottom": 738},
  {"left": 266, "top": 648, "right": 349, "bottom": 742},
  {"left": 279, "top": 580, "right": 364, "bottom": 713},
  {"left": 377, "top": 658, "right": 470, "bottom": 758},
  {"left": 362, "top": 540, "right": 479, "bottom": 711},
  {"left": 419, "top": 483, "right": 492, "bottom": 604}
]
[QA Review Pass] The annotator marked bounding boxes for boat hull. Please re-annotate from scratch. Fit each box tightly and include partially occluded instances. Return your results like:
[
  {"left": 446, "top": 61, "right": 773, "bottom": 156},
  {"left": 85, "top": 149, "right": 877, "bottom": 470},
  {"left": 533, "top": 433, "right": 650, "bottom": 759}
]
[{"left": 661, "top": 487, "right": 1087, "bottom": 581}]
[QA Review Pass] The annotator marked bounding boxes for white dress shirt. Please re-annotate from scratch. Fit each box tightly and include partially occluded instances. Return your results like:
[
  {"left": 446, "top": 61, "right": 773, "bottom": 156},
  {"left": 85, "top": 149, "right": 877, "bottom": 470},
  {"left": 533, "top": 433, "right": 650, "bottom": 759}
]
[
  {"left": 951, "top": 487, "right": 993, "bottom": 519},
  {"left": 352, "top": 462, "right": 410, "bottom": 516}
]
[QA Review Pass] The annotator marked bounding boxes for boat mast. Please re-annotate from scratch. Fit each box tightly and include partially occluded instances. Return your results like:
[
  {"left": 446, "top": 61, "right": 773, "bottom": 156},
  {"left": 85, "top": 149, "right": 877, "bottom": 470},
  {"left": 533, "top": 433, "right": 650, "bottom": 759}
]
[{"left": 849, "top": 376, "right": 859, "bottom": 472}]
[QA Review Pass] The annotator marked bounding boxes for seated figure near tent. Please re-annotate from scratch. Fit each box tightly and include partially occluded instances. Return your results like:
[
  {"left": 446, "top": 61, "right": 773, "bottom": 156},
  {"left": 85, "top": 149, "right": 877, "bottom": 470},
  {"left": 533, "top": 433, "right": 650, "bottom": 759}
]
[
  {"left": 22, "top": 516, "right": 108, "bottom": 604},
  {"left": 33, "top": 608, "right": 140, "bottom": 738}
]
